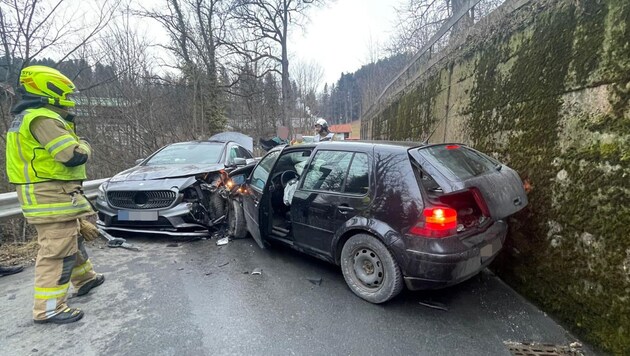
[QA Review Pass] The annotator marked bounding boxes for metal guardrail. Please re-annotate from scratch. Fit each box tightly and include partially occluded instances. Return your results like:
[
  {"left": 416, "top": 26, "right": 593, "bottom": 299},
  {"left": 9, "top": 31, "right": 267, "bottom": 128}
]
[{"left": 0, "top": 178, "right": 110, "bottom": 221}]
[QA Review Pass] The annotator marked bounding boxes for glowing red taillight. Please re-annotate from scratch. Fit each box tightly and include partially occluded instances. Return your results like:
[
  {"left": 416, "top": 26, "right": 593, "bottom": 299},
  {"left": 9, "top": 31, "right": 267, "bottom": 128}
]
[{"left": 409, "top": 207, "right": 458, "bottom": 238}]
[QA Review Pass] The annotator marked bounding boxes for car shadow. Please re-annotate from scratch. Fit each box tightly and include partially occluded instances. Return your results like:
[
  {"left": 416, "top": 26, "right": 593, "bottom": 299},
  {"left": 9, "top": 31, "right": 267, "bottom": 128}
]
[
  {"left": 255, "top": 237, "right": 493, "bottom": 309},
  {"left": 100, "top": 230, "right": 500, "bottom": 311}
]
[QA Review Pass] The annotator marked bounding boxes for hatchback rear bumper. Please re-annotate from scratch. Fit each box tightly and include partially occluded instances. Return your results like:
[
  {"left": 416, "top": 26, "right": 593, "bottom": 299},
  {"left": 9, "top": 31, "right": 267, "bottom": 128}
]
[{"left": 401, "top": 220, "right": 507, "bottom": 290}]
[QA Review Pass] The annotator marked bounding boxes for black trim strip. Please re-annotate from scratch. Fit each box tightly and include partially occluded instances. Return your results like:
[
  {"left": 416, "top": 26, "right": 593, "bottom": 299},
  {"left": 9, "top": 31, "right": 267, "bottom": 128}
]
[{"left": 58, "top": 254, "right": 77, "bottom": 284}]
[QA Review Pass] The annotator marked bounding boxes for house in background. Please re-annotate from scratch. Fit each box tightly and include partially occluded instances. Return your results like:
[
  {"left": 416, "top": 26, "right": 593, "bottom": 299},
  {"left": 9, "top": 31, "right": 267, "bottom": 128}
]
[
  {"left": 329, "top": 119, "right": 361, "bottom": 140},
  {"left": 349, "top": 120, "right": 361, "bottom": 139},
  {"left": 329, "top": 124, "right": 351, "bottom": 140}
]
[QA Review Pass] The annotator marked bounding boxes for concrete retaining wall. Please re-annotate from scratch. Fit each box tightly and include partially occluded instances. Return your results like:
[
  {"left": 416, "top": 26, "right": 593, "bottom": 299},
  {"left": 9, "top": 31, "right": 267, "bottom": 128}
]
[{"left": 364, "top": 0, "right": 630, "bottom": 352}]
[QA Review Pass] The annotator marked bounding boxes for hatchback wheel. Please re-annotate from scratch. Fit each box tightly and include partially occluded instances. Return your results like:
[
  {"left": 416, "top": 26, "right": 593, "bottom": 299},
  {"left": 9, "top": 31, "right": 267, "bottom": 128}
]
[{"left": 340, "top": 234, "right": 403, "bottom": 303}]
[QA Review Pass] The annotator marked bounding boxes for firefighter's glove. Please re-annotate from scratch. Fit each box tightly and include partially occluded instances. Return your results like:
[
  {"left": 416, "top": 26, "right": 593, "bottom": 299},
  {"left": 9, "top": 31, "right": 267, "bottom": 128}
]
[{"left": 79, "top": 219, "right": 100, "bottom": 242}]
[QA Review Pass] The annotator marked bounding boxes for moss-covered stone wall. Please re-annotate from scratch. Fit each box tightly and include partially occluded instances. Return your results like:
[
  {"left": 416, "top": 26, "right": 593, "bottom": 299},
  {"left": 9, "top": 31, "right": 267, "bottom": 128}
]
[{"left": 367, "top": 0, "right": 630, "bottom": 353}]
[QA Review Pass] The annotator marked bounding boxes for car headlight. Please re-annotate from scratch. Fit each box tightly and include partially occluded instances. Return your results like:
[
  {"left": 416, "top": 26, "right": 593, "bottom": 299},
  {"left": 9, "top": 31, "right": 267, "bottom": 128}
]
[{"left": 97, "top": 183, "right": 106, "bottom": 200}]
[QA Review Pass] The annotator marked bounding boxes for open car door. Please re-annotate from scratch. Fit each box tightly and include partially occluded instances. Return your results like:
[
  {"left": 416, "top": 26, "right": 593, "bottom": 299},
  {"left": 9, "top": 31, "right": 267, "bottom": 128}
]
[{"left": 237, "top": 150, "right": 281, "bottom": 248}]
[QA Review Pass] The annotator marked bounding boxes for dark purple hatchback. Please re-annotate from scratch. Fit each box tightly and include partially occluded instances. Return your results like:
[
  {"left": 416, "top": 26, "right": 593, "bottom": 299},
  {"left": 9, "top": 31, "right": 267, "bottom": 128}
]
[{"left": 228, "top": 141, "right": 528, "bottom": 303}]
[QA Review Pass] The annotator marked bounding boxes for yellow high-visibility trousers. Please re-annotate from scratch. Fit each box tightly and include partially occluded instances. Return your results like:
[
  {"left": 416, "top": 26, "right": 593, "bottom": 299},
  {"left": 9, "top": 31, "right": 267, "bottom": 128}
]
[{"left": 33, "top": 219, "right": 97, "bottom": 321}]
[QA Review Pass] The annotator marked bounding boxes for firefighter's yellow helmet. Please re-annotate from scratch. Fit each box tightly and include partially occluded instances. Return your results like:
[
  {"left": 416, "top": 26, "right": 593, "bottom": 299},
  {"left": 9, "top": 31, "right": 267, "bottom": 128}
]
[{"left": 19, "top": 65, "right": 77, "bottom": 108}]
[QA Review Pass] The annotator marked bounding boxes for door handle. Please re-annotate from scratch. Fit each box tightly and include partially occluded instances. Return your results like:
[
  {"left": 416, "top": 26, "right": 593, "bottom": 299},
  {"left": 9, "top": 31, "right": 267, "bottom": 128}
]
[{"left": 337, "top": 205, "right": 354, "bottom": 215}]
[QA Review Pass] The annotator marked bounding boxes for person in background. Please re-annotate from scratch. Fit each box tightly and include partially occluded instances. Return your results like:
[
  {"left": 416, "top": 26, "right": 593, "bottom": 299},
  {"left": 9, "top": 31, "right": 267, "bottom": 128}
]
[
  {"left": 291, "top": 134, "right": 304, "bottom": 145},
  {"left": 313, "top": 118, "right": 334, "bottom": 142},
  {"left": 5, "top": 65, "right": 104, "bottom": 324}
]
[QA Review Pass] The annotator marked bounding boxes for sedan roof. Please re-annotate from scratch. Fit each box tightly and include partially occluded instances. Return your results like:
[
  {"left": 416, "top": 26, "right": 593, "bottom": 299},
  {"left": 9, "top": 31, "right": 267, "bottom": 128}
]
[{"left": 209, "top": 132, "right": 253, "bottom": 152}]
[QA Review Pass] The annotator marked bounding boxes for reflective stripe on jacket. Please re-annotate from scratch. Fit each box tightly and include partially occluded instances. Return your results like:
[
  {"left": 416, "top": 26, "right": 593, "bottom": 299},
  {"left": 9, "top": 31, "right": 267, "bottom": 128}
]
[
  {"left": 6, "top": 107, "right": 88, "bottom": 184},
  {"left": 15, "top": 181, "right": 94, "bottom": 223}
]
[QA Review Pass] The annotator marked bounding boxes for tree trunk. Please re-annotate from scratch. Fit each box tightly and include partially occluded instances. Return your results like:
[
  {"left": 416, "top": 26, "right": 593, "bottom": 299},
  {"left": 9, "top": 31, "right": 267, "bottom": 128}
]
[
  {"left": 281, "top": 0, "right": 291, "bottom": 136},
  {"left": 451, "top": 0, "right": 474, "bottom": 39}
]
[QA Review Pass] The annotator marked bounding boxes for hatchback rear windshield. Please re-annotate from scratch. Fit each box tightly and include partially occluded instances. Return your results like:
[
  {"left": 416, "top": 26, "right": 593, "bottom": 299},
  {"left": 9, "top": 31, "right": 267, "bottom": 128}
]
[{"left": 416, "top": 145, "right": 499, "bottom": 181}]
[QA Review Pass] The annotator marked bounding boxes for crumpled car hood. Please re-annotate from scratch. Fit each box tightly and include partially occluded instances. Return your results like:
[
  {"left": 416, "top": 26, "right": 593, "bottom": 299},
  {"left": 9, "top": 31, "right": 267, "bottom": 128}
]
[{"left": 110, "top": 163, "right": 224, "bottom": 183}]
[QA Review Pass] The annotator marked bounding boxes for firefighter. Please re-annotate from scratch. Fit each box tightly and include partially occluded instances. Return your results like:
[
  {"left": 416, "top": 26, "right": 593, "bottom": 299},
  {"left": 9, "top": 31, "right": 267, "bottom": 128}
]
[
  {"left": 5, "top": 65, "right": 104, "bottom": 324},
  {"left": 313, "top": 118, "right": 334, "bottom": 142}
]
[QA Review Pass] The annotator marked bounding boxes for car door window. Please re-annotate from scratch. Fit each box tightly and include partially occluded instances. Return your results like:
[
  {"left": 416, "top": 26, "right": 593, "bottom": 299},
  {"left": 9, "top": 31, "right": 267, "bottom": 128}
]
[
  {"left": 302, "top": 151, "right": 353, "bottom": 192},
  {"left": 238, "top": 146, "right": 253, "bottom": 159},
  {"left": 343, "top": 153, "right": 369, "bottom": 195},
  {"left": 250, "top": 151, "right": 280, "bottom": 191},
  {"left": 228, "top": 146, "right": 239, "bottom": 163}
]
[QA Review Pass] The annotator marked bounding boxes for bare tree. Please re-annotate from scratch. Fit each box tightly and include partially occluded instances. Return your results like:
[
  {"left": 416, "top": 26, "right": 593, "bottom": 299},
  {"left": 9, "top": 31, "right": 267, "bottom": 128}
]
[
  {"left": 291, "top": 58, "right": 322, "bottom": 131},
  {"left": 141, "top": 0, "right": 227, "bottom": 137},
  {"left": 229, "top": 0, "right": 324, "bottom": 136},
  {"left": 387, "top": 0, "right": 451, "bottom": 55},
  {"left": 387, "top": 0, "right": 505, "bottom": 56},
  {"left": 0, "top": 0, "right": 120, "bottom": 136},
  {"left": 0, "top": 0, "right": 120, "bottom": 84}
]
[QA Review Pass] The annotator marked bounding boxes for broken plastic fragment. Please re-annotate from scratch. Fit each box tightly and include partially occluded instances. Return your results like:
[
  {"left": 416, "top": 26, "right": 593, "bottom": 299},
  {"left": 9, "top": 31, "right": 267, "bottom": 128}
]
[
  {"left": 216, "top": 237, "right": 229, "bottom": 246},
  {"left": 251, "top": 268, "right": 262, "bottom": 275},
  {"left": 307, "top": 277, "right": 322, "bottom": 286},
  {"left": 418, "top": 300, "right": 448, "bottom": 311}
]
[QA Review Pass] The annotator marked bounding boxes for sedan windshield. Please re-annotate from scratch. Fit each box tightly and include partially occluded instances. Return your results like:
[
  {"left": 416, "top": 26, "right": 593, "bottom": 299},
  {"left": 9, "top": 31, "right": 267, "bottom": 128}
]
[{"left": 145, "top": 142, "right": 224, "bottom": 166}]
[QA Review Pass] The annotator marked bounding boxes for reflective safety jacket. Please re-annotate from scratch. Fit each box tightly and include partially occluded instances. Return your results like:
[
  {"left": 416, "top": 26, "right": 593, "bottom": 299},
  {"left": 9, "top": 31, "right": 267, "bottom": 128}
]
[
  {"left": 6, "top": 107, "right": 93, "bottom": 223},
  {"left": 6, "top": 107, "right": 88, "bottom": 183}
]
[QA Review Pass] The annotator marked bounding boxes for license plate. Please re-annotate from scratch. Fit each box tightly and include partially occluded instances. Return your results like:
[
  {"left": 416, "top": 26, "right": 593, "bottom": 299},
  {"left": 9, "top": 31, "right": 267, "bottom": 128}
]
[{"left": 118, "top": 210, "right": 158, "bottom": 221}]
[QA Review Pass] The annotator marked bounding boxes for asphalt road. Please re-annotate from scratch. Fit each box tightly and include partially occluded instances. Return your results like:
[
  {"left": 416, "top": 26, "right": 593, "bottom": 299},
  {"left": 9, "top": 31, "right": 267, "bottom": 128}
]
[{"left": 0, "top": 235, "right": 599, "bottom": 356}]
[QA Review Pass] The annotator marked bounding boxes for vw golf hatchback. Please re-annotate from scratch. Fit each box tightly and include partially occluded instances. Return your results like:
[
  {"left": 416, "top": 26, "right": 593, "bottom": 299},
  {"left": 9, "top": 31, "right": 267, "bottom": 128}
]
[{"left": 228, "top": 141, "right": 528, "bottom": 303}]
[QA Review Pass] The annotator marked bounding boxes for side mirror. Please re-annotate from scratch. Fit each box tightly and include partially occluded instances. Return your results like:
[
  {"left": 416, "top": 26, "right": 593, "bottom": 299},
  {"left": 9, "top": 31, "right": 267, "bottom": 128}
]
[
  {"left": 233, "top": 157, "right": 247, "bottom": 166},
  {"left": 232, "top": 174, "right": 246, "bottom": 185},
  {"left": 135, "top": 158, "right": 144, "bottom": 165}
]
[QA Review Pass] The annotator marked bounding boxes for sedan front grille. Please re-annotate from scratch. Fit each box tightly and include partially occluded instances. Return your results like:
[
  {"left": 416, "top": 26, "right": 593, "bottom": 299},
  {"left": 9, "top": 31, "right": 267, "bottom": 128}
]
[{"left": 107, "top": 190, "right": 177, "bottom": 209}]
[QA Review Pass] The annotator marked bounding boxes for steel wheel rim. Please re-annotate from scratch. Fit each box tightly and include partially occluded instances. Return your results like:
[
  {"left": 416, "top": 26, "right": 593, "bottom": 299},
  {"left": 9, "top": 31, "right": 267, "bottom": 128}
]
[{"left": 351, "top": 247, "right": 384, "bottom": 289}]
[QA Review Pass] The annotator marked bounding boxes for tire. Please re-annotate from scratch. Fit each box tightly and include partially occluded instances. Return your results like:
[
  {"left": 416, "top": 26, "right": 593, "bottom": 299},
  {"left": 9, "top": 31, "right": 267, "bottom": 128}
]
[
  {"left": 209, "top": 193, "right": 226, "bottom": 221},
  {"left": 340, "top": 233, "right": 404, "bottom": 304},
  {"left": 227, "top": 198, "right": 247, "bottom": 239}
]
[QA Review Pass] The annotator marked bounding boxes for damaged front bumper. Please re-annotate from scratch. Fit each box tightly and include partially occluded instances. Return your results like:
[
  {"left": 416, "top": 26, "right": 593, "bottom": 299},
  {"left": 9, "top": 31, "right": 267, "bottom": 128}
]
[
  {"left": 95, "top": 173, "right": 232, "bottom": 237},
  {"left": 95, "top": 199, "right": 223, "bottom": 237}
]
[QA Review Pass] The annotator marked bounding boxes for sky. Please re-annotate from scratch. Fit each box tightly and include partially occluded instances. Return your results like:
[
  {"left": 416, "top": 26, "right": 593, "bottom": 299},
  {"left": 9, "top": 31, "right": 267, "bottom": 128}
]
[
  {"left": 291, "top": 0, "right": 402, "bottom": 86},
  {"left": 31, "top": 0, "right": 402, "bottom": 90}
]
